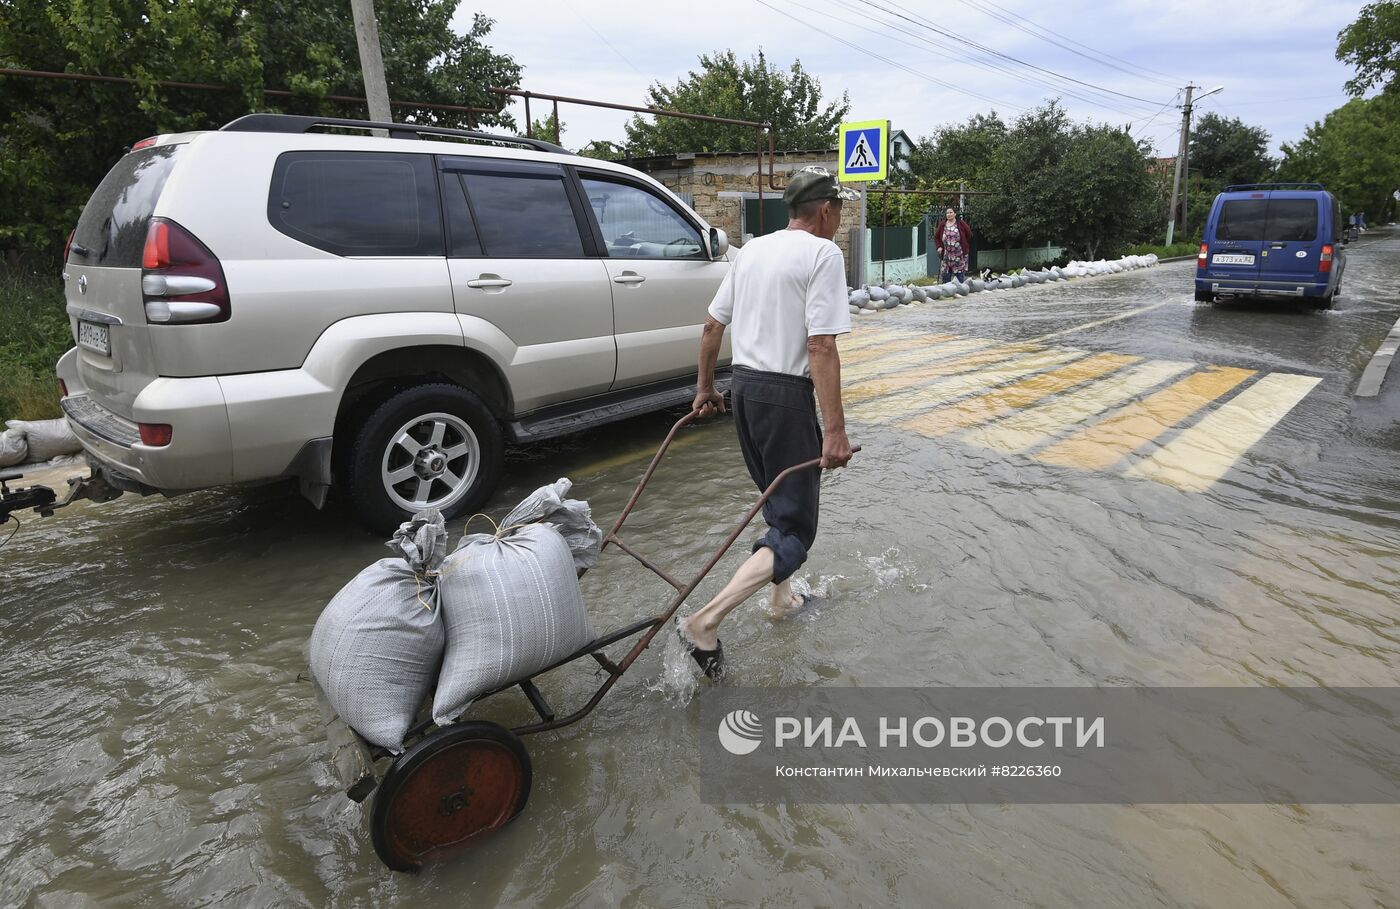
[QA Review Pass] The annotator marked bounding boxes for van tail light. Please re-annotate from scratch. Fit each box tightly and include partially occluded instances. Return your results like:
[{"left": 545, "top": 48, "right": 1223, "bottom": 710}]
[
  {"left": 1320, "top": 244, "right": 1333, "bottom": 273},
  {"left": 138, "top": 423, "right": 173, "bottom": 447},
  {"left": 63, "top": 229, "right": 75, "bottom": 263},
  {"left": 1197, "top": 243, "right": 1208, "bottom": 269},
  {"left": 140, "top": 218, "right": 230, "bottom": 324}
]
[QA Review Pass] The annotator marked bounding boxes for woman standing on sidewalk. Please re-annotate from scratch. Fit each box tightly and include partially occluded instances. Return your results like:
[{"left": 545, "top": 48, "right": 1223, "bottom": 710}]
[{"left": 934, "top": 207, "right": 973, "bottom": 283}]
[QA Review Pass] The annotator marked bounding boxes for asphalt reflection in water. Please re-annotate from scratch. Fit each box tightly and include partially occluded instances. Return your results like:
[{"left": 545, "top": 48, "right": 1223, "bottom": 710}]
[{"left": 2, "top": 242, "right": 1398, "bottom": 906}]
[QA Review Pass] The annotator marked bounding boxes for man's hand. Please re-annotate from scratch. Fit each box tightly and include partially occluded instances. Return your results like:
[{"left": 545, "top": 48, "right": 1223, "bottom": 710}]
[
  {"left": 693, "top": 388, "right": 726, "bottom": 418},
  {"left": 821, "top": 426, "right": 854, "bottom": 469}
]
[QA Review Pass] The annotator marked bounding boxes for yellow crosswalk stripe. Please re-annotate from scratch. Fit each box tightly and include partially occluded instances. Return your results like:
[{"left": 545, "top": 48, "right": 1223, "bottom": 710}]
[
  {"left": 844, "top": 337, "right": 1000, "bottom": 382},
  {"left": 960, "top": 360, "right": 1194, "bottom": 454},
  {"left": 1036, "top": 366, "right": 1254, "bottom": 472},
  {"left": 854, "top": 348, "right": 1088, "bottom": 423},
  {"left": 1123, "top": 373, "right": 1321, "bottom": 491},
  {"left": 840, "top": 334, "right": 956, "bottom": 366},
  {"left": 897, "top": 352, "right": 1141, "bottom": 438},
  {"left": 844, "top": 343, "right": 1042, "bottom": 405},
  {"left": 839, "top": 327, "right": 915, "bottom": 351}
]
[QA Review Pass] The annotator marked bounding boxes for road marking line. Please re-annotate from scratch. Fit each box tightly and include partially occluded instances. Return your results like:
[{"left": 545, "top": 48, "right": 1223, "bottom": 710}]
[
  {"left": 840, "top": 327, "right": 915, "bottom": 351},
  {"left": 897, "top": 352, "right": 1142, "bottom": 438},
  {"left": 1036, "top": 366, "right": 1255, "bottom": 472},
  {"left": 854, "top": 348, "right": 1087, "bottom": 423},
  {"left": 844, "top": 343, "right": 1043, "bottom": 405},
  {"left": 843, "top": 337, "right": 1001, "bottom": 382},
  {"left": 960, "top": 360, "right": 1195, "bottom": 454},
  {"left": 574, "top": 430, "right": 708, "bottom": 477},
  {"left": 1025, "top": 301, "right": 1172, "bottom": 344},
  {"left": 840, "top": 334, "right": 955, "bottom": 366},
  {"left": 1356, "top": 315, "right": 1400, "bottom": 397},
  {"left": 1124, "top": 373, "right": 1321, "bottom": 490}
]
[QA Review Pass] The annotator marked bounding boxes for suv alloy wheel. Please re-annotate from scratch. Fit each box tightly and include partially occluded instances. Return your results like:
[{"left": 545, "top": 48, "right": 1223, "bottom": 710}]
[{"left": 342, "top": 383, "right": 503, "bottom": 533}]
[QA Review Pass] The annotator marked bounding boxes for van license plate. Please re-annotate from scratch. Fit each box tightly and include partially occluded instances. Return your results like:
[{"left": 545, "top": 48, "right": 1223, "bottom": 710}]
[
  {"left": 1212, "top": 254, "right": 1255, "bottom": 266},
  {"left": 78, "top": 321, "right": 110, "bottom": 356}
]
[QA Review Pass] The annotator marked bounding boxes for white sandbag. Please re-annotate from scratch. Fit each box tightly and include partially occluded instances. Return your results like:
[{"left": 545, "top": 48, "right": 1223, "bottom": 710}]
[
  {"left": 968, "top": 279, "right": 984, "bottom": 292},
  {"left": 955, "top": 282, "right": 970, "bottom": 296},
  {"left": 910, "top": 287, "right": 927, "bottom": 303},
  {"left": 849, "top": 304, "right": 861, "bottom": 314},
  {"left": 0, "top": 428, "right": 27, "bottom": 468},
  {"left": 496, "top": 477, "right": 604, "bottom": 571},
  {"left": 5, "top": 418, "right": 81, "bottom": 462},
  {"left": 434, "top": 519, "right": 596, "bottom": 726},
  {"left": 850, "top": 289, "right": 871, "bottom": 306},
  {"left": 867, "top": 286, "right": 890, "bottom": 302},
  {"left": 309, "top": 511, "right": 449, "bottom": 753}
]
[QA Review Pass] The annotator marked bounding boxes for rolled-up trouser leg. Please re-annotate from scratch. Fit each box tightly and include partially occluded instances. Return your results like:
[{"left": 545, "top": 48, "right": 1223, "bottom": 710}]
[{"left": 731, "top": 366, "right": 822, "bottom": 584}]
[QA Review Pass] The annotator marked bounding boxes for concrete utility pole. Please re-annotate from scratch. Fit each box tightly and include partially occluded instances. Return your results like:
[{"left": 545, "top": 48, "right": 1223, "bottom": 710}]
[
  {"left": 1165, "top": 85, "right": 1195, "bottom": 247},
  {"left": 1166, "top": 84, "right": 1223, "bottom": 245},
  {"left": 350, "top": 0, "right": 393, "bottom": 123}
]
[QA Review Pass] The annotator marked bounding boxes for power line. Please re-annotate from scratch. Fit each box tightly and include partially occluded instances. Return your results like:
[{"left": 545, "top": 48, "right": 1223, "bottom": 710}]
[
  {"left": 799, "top": 0, "right": 1151, "bottom": 118},
  {"left": 954, "top": 0, "right": 1181, "bottom": 88},
  {"left": 753, "top": 0, "right": 1026, "bottom": 111},
  {"left": 864, "top": 0, "right": 1170, "bottom": 109}
]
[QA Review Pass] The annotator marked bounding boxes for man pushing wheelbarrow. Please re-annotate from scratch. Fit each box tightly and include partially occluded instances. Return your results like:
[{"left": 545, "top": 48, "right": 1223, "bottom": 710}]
[{"left": 680, "top": 166, "right": 859, "bottom": 678}]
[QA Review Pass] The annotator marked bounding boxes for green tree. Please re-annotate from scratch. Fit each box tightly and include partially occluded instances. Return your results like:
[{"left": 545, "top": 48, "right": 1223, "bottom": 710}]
[
  {"left": 1054, "top": 126, "right": 1156, "bottom": 259},
  {"left": 623, "top": 50, "right": 849, "bottom": 155},
  {"left": 1277, "top": 94, "right": 1400, "bottom": 218},
  {"left": 576, "top": 140, "right": 626, "bottom": 161},
  {"left": 1337, "top": 0, "right": 1400, "bottom": 96},
  {"left": 0, "top": 1, "right": 522, "bottom": 266},
  {"left": 529, "top": 112, "right": 564, "bottom": 145},
  {"left": 903, "top": 112, "right": 1007, "bottom": 189},
  {"left": 1188, "top": 112, "right": 1274, "bottom": 187}
]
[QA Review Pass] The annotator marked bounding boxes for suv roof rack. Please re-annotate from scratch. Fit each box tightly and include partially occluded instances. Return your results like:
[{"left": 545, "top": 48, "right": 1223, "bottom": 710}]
[
  {"left": 1223, "top": 182, "right": 1326, "bottom": 192},
  {"left": 220, "top": 113, "right": 569, "bottom": 154}
]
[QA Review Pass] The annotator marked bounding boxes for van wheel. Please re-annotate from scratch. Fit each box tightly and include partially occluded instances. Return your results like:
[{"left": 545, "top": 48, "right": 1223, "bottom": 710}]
[
  {"left": 342, "top": 383, "right": 503, "bottom": 534},
  {"left": 1313, "top": 293, "right": 1335, "bottom": 311},
  {"left": 1194, "top": 289, "right": 1215, "bottom": 303}
]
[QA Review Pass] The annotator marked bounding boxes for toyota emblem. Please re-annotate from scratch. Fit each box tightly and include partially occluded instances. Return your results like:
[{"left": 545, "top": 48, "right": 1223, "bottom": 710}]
[{"left": 78, "top": 275, "right": 87, "bottom": 295}]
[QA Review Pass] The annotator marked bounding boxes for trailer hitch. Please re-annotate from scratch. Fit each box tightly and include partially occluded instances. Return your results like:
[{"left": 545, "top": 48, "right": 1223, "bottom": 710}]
[{"left": 0, "top": 468, "right": 123, "bottom": 522}]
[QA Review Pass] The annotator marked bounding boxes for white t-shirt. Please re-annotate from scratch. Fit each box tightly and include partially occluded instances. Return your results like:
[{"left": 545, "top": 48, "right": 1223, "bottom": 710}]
[{"left": 707, "top": 229, "right": 851, "bottom": 378}]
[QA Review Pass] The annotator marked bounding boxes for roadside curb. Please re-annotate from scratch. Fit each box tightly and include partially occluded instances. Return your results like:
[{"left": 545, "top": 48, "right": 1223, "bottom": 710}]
[
  {"left": 1357, "top": 315, "right": 1400, "bottom": 397},
  {"left": 1158, "top": 255, "right": 1197, "bottom": 263}
]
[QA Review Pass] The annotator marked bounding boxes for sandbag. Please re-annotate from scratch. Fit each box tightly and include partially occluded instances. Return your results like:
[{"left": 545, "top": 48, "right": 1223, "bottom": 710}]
[
  {"left": 0, "top": 428, "right": 26, "bottom": 468},
  {"left": 497, "top": 477, "right": 604, "bottom": 571},
  {"left": 434, "top": 520, "right": 596, "bottom": 726},
  {"left": 5, "top": 418, "right": 81, "bottom": 462},
  {"left": 309, "top": 510, "right": 449, "bottom": 753}
]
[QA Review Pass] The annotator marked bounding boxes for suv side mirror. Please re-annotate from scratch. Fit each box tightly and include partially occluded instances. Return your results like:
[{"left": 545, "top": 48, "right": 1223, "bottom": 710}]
[{"left": 709, "top": 227, "right": 729, "bottom": 260}]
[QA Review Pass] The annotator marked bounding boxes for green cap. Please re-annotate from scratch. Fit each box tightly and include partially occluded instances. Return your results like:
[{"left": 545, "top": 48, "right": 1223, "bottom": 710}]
[{"left": 784, "top": 166, "right": 860, "bottom": 207}]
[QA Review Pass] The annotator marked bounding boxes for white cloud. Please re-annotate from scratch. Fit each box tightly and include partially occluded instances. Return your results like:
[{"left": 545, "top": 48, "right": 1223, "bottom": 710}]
[{"left": 463, "top": 0, "right": 1366, "bottom": 157}]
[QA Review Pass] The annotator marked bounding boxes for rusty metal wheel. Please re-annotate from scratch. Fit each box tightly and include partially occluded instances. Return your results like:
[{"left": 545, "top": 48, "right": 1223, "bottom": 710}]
[{"left": 370, "top": 721, "right": 532, "bottom": 872}]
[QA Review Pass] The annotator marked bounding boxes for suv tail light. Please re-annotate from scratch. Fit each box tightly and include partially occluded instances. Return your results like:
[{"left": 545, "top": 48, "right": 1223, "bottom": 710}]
[
  {"left": 63, "top": 229, "right": 75, "bottom": 263},
  {"left": 139, "top": 423, "right": 173, "bottom": 446},
  {"left": 1320, "top": 244, "right": 1334, "bottom": 273},
  {"left": 1197, "top": 243, "right": 1208, "bottom": 269},
  {"left": 141, "top": 218, "right": 230, "bottom": 324}
]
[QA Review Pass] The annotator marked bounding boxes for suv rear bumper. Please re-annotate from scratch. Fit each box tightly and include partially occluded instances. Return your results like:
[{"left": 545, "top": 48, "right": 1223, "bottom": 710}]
[{"left": 61, "top": 379, "right": 234, "bottom": 491}]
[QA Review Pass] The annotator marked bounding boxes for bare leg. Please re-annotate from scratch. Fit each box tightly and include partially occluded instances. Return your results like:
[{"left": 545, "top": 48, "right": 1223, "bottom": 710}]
[
  {"left": 679, "top": 548, "right": 774, "bottom": 650},
  {"left": 766, "top": 577, "right": 804, "bottom": 618}
]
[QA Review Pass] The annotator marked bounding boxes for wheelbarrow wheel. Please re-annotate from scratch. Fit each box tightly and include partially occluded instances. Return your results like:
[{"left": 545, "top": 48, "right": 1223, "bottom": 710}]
[{"left": 370, "top": 720, "right": 532, "bottom": 872}]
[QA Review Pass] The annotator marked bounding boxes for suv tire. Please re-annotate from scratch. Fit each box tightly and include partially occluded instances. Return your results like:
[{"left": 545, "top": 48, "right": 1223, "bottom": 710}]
[{"left": 342, "top": 383, "right": 503, "bottom": 534}]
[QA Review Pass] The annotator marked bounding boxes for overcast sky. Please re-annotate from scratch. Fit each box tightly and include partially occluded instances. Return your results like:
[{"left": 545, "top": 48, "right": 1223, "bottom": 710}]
[{"left": 467, "top": 0, "right": 1365, "bottom": 159}]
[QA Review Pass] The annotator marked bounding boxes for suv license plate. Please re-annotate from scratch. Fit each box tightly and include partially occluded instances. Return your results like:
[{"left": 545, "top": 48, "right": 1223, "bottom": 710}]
[
  {"left": 78, "top": 320, "right": 110, "bottom": 356},
  {"left": 1212, "top": 253, "right": 1255, "bottom": 266}
]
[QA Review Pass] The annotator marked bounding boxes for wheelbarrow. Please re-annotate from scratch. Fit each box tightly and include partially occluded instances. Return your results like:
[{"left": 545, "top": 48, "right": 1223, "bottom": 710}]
[{"left": 323, "top": 410, "right": 857, "bottom": 872}]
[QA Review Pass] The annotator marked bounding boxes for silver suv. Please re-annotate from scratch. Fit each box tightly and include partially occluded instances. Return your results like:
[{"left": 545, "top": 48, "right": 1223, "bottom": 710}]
[{"left": 57, "top": 114, "right": 732, "bottom": 532}]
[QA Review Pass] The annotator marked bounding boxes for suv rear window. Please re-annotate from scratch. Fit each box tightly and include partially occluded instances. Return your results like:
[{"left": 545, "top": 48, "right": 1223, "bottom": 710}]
[
  {"left": 268, "top": 151, "right": 442, "bottom": 256},
  {"left": 1265, "top": 199, "right": 1318, "bottom": 242},
  {"left": 72, "top": 145, "right": 182, "bottom": 267}
]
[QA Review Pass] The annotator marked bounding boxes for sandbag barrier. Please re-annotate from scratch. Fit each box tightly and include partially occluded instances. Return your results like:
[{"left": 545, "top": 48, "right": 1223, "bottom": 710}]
[{"left": 847, "top": 253, "right": 1160, "bottom": 315}]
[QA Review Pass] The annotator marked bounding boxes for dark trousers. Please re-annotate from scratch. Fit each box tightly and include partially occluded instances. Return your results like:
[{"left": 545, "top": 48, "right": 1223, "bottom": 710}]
[{"left": 731, "top": 366, "right": 822, "bottom": 584}]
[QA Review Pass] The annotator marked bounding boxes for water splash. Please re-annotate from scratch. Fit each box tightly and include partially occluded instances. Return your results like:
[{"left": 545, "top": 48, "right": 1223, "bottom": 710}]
[{"left": 645, "top": 618, "right": 701, "bottom": 706}]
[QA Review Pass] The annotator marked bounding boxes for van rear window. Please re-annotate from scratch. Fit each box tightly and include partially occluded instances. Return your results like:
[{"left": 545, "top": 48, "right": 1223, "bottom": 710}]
[
  {"left": 1265, "top": 199, "right": 1318, "bottom": 242},
  {"left": 1217, "top": 200, "right": 1267, "bottom": 241},
  {"left": 71, "top": 145, "right": 182, "bottom": 267}
]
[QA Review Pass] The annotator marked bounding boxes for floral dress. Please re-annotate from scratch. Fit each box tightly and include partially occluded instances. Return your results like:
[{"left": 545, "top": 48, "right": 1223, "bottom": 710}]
[{"left": 940, "top": 222, "right": 968, "bottom": 274}]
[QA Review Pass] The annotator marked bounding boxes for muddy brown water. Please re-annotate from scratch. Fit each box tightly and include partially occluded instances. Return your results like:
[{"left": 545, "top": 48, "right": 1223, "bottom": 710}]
[{"left": 3, "top": 245, "right": 1399, "bottom": 906}]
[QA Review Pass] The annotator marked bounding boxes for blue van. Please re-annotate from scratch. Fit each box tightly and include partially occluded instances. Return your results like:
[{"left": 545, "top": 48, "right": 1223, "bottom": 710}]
[{"left": 1195, "top": 183, "right": 1346, "bottom": 309}]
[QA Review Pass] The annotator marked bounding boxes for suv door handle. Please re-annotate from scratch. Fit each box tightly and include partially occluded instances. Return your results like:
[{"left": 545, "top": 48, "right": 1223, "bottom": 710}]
[
  {"left": 613, "top": 272, "right": 646, "bottom": 285},
  {"left": 466, "top": 277, "right": 513, "bottom": 289}
]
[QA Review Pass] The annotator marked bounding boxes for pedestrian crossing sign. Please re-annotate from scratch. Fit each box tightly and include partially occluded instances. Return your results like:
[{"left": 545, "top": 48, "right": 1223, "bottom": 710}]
[{"left": 839, "top": 119, "right": 889, "bottom": 182}]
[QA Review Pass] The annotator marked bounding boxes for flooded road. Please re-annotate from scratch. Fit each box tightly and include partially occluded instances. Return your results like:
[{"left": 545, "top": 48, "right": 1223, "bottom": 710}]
[{"left": 4, "top": 238, "right": 1400, "bottom": 906}]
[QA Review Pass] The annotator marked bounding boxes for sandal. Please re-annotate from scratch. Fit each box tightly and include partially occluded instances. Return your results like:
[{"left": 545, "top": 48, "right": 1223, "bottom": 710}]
[{"left": 676, "top": 625, "right": 724, "bottom": 681}]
